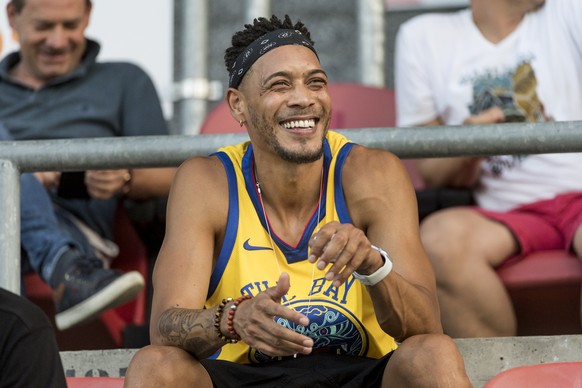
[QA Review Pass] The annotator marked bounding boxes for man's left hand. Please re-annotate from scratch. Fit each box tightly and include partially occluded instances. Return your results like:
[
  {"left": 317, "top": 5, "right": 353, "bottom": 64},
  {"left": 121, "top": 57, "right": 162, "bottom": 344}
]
[
  {"left": 308, "top": 221, "right": 384, "bottom": 287},
  {"left": 84, "top": 169, "right": 131, "bottom": 199}
]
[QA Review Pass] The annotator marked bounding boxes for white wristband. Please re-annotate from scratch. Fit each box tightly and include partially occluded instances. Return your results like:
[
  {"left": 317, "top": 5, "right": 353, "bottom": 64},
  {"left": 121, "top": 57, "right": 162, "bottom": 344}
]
[{"left": 352, "top": 245, "right": 393, "bottom": 286}]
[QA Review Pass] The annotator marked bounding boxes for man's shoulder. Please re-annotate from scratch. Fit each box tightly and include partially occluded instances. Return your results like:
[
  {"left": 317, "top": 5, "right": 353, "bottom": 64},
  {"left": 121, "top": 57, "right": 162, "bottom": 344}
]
[
  {"left": 86, "top": 61, "right": 157, "bottom": 93},
  {"left": 179, "top": 155, "right": 225, "bottom": 178},
  {"left": 173, "top": 155, "right": 228, "bottom": 200},
  {"left": 344, "top": 144, "right": 399, "bottom": 176},
  {"left": 92, "top": 61, "right": 149, "bottom": 78}
]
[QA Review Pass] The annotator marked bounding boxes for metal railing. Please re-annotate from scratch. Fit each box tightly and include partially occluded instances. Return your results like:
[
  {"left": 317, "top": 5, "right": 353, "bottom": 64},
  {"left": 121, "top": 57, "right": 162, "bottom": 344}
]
[{"left": 2, "top": 120, "right": 582, "bottom": 293}]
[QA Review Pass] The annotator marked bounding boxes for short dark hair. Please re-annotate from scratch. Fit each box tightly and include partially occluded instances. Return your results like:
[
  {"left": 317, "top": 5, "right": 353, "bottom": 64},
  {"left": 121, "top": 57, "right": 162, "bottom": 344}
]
[
  {"left": 224, "top": 14, "right": 314, "bottom": 72},
  {"left": 10, "top": 0, "right": 92, "bottom": 13}
]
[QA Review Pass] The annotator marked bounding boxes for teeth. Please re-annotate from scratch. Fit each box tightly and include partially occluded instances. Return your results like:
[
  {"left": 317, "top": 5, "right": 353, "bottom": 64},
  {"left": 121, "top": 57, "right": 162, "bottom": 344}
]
[{"left": 282, "top": 119, "right": 315, "bottom": 129}]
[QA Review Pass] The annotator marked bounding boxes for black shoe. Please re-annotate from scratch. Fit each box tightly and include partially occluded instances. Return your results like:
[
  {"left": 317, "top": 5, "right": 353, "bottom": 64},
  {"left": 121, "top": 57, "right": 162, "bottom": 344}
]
[{"left": 52, "top": 256, "right": 144, "bottom": 330}]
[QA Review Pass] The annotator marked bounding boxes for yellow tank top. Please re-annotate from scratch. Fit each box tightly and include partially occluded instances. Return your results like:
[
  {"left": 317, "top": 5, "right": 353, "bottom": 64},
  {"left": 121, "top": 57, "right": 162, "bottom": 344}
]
[{"left": 207, "top": 131, "right": 397, "bottom": 363}]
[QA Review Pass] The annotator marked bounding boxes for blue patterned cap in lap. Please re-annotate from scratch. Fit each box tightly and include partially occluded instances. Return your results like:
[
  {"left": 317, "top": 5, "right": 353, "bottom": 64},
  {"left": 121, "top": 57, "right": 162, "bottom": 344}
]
[{"left": 228, "top": 29, "right": 318, "bottom": 89}]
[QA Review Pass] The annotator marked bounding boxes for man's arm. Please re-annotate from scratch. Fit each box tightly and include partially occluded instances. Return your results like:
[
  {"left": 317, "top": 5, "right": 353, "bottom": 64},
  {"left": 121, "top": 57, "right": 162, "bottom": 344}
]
[
  {"left": 356, "top": 148, "right": 441, "bottom": 340},
  {"left": 414, "top": 108, "right": 505, "bottom": 188},
  {"left": 124, "top": 167, "right": 176, "bottom": 200},
  {"left": 309, "top": 146, "right": 442, "bottom": 341},
  {"left": 149, "top": 156, "right": 227, "bottom": 359},
  {"left": 83, "top": 168, "right": 175, "bottom": 200}
]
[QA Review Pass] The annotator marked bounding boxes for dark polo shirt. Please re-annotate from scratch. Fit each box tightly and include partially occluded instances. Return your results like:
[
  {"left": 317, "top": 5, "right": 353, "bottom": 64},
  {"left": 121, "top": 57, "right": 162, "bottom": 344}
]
[{"left": 0, "top": 39, "right": 169, "bottom": 238}]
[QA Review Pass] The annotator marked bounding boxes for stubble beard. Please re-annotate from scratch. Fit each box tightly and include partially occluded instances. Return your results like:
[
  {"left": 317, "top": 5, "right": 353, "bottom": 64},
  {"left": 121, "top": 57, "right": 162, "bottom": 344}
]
[{"left": 252, "top": 114, "right": 329, "bottom": 164}]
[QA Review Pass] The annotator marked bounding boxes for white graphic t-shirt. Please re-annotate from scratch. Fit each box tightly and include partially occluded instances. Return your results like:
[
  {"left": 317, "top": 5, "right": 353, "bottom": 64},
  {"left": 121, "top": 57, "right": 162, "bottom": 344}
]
[{"left": 395, "top": 1, "right": 582, "bottom": 211}]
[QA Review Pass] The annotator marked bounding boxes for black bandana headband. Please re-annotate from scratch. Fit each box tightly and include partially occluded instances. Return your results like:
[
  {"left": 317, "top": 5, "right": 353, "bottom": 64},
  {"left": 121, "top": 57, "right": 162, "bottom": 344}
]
[{"left": 228, "top": 29, "right": 318, "bottom": 89}]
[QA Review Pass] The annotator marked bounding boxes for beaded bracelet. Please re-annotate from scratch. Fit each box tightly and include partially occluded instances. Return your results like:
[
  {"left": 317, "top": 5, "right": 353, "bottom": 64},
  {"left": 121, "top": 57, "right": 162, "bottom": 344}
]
[
  {"left": 214, "top": 295, "right": 253, "bottom": 344},
  {"left": 214, "top": 298, "right": 236, "bottom": 343},
  {"left": 226, "top": 295, "right": 253, "bottom": 337}
]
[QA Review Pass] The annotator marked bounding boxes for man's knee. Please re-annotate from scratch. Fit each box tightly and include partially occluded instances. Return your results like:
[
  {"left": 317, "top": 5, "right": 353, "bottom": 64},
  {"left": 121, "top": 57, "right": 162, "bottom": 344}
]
[
  {"left": 388, "top": 334, "right": 470, "bottom": 387},
  {"left": 420, "top": 209, "right": 490, "bottom": 276},
  {"left": 420, "top": 211, "right": 469, "bottom": 277},
  {"left": 421, "top": 211, "right": 459, "bottom": 256},
  {"left": 125, "top": 345, "right": 185, "bottom": 384},
  {"left": 125, "top": 345, "right": 210, "bottom": 388}
]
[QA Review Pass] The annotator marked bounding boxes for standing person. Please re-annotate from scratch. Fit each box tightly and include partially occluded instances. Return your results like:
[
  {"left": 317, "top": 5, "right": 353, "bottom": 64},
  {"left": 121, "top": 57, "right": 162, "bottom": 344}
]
[
  {"left": 0, "top": 0, "right": 175, "bottom": 330},
  {"left": 0, "top": 287, "right": 67, "bottom": 388},
  {"left": 395, "top": 0, "right": 582, "bottom": 337},
  {"left": 124, "top": 15, "right": 470, "bottom": 387}
]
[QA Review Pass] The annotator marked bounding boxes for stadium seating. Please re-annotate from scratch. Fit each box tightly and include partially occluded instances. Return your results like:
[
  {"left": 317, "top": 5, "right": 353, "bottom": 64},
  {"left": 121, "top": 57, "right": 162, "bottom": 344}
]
[
  {"left": 66, "top": 377, "right": 125, "bottom": 388},
  {"left": 200, "top": 82, "right": 582, "bottom": 335},
  {"left": 498, "top": 251, "right": 582, "bottom": 335},
  {"left": 484, "top": 362, "right": 582, "bottom": 387}
]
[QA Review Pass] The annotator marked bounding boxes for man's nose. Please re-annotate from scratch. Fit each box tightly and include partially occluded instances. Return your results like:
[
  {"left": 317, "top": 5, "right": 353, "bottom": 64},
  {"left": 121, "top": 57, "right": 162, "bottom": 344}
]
[
  {"left": 288, "top": 84, "right": 314, "bottom": 107},
  {"left": 45, "top": 26, "right": 68, "bottom": 49}
]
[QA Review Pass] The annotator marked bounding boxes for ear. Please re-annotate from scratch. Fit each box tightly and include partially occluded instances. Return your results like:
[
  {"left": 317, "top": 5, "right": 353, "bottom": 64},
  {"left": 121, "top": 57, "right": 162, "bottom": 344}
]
[
  {"left": 226, "top": 87, "right": 246, "bottom": 125},
  {"left": 83, "top": 1, "right": 93, "bottom": 28},
  {"left": 7, "top": 2, "right": 17, "bottom": 30}
]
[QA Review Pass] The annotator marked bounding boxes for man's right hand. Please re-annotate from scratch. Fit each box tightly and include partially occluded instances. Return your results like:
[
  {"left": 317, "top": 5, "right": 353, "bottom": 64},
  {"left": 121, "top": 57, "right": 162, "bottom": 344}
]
[
  {"left": 462, "top": 106, "right": 505, "bottom": 125},
  {"left": 230, "top": 272, "right": 314, "bottom": 357},
  {"left": 34, "top": 171, "right": 61, "bottom": 190}
]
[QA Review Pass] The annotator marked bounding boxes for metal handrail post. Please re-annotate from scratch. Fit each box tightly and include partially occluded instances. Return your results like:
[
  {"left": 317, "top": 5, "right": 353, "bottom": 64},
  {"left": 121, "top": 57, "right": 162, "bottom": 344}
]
[
  {"left": 358, "top": 0, "right": 385, "bottom": 86},
  {"left": 0, "top": 160, "right": 20, "bottom": 294},
  {"left": 246, "top": 0, "right": 271, "bottom": 22},
  {"left": 173, "top": 0, "right": 209, "bottom": 135}
]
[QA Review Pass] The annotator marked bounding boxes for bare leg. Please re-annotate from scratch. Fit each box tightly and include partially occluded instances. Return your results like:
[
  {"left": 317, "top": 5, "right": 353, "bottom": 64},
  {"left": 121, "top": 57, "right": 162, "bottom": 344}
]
[
  {"left": 124, "top": 345, "right": 213, "bottom": 388},
  {"left": 382, "top": 334, "right": 471, "bottom": 387},
  {"left": 420, "top": 208, "right": 519, "bottom": 337}
]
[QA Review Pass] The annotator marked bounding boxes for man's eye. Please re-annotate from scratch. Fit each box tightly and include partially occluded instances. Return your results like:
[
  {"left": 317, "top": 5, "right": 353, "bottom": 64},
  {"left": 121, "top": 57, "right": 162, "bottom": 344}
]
[
  {"left": 35, "top": 24, "right": 52, "bottom": 31},
  {"left": 309, "top": 79, "right": 327, "bottom": 89},
  {"left": 271, "top": 81, "right": 290, "bottom": 90},
  {"left": 64, "top": 22, "right": 80, "bottom": 30}
]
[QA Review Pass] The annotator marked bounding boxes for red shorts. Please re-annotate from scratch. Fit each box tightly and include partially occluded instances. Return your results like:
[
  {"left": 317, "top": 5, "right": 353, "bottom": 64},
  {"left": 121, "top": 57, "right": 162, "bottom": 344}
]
[{"left": 474, "top": 192, "right": 582, "bottom": 260}]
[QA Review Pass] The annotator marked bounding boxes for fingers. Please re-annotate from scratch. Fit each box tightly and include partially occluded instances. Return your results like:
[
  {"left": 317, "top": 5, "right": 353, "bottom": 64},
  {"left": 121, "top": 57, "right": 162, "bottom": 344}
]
[
  {"left": 85, "top": 169, "right": 131, "bottom": 199},
  {"left": 266, "top": 273, "right": 309, "bottom": 327},
  {"left": 463, "top": 106, "right": 505, "bottom": 125},
  {"left": 241, "top": 306, "right": 313, "bottom": 357},
  {"left": 308, "top": 222, "right": 372, "bottom": 287},
  {"left": 34, "top": 171, "right": 61, "bottom": 189},
  {"left": 249, "top": 330, "right": 313, "bottom": 357},
  {"left": 236, "top": 277, "right": 313, "bottom": 357},
  {"left": 272, "top": 272, "right": 291, "bottom": 301}
]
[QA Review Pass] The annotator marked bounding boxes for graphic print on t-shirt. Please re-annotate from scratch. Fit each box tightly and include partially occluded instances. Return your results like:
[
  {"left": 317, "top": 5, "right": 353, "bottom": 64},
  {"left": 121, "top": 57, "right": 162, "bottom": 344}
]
[{"left": 467, "top": 62, "right": 547, "bottom": 176}]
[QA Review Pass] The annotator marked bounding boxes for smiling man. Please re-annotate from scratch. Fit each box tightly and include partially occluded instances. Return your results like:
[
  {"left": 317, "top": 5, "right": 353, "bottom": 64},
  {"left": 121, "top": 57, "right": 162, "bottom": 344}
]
[
  {"left": 0, "top": 0, "right": 174, "bottom": 332},
  {"left": 7, "top": 0, "right": 91, "bottom": 87},
  {"left": 124, "top": 15, "right": 470, "bottom": 387}
]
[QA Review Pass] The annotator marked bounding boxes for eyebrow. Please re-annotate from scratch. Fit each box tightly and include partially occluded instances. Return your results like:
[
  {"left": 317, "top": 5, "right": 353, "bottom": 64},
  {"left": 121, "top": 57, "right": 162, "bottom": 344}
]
[
  {"left": 263, "top": 68, "right": 328, "bottom": 85},
  {"left": 32, "top": 15, "right": 85, "bottom": 25}
]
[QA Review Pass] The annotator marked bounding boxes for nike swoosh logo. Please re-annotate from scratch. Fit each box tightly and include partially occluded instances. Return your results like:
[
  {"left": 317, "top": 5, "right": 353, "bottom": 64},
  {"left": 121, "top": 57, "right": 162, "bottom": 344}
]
[{"left": 243, "top": 239, "right": 273, "bottom": 251}]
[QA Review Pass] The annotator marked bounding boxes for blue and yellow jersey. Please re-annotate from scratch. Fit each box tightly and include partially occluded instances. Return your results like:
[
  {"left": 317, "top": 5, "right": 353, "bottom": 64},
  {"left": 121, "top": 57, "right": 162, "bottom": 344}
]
[{"left": 207, "top": 131, "right": 397, "bottom": 363}]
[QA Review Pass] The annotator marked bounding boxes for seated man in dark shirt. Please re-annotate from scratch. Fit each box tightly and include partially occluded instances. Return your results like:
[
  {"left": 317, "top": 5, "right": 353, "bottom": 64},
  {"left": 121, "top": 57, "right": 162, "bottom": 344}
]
[{"left": 0, "top": 0, "right": 175, "bottom": 330}]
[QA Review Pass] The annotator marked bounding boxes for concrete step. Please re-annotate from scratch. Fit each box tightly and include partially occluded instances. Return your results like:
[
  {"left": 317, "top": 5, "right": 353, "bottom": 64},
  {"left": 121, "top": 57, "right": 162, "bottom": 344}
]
[{"left": 60, "top": 335, "right": 582, "bottom": 387}]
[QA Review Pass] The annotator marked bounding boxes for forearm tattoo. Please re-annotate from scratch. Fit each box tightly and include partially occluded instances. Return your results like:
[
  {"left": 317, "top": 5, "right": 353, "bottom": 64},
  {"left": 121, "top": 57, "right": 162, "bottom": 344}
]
[{"left": 158, "top": 307, "right": 219, "bottom": 358}]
